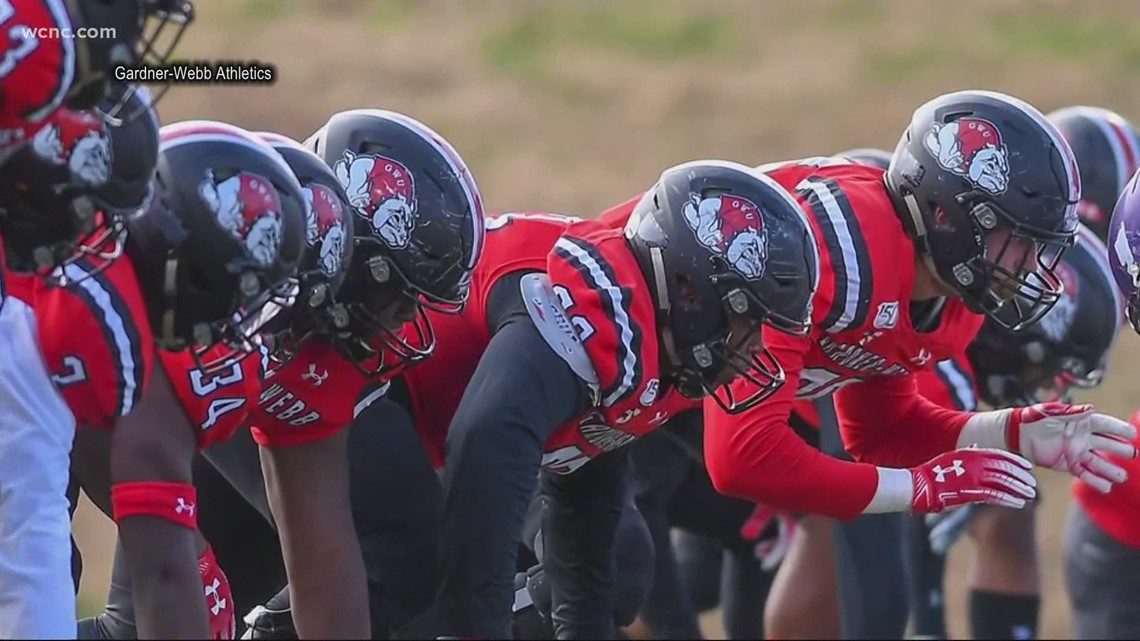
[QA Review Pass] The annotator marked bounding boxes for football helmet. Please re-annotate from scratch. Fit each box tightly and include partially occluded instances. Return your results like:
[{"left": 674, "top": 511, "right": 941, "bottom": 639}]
[
  {"left": 256, "top": 131, "right": 355, "bottom": 370},
  {"left": 125, "top": 120, "right": 306, "bottom": 372},
  {"left": 304, "top": 108, "right": 485, "bottom": 374},
  {"left": 0, "top": 85, "right": 158, "bottom": 283},
  {"left": 1048, "top": 106, "right": 1140, "bottom": 242},
  {"left": 886, "top": 90, "right": 1081, "bottom": 331},
  {"left": 67, "top": 0, "right": 195, "bottom": 120},
  {"left": 968, "top": 224, "right": 1121, "bottom": 407},
  {"left": 625, "top": 159, "right": 820, "bottom": 413},
  {"left": 1108, "top": 166, "right": 1140, "bottom": 334}
]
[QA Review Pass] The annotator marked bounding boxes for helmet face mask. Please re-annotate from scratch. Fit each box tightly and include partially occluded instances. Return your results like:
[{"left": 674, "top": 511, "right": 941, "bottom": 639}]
[
  {"left": 625, "top": 160, "right": 819, "bottom": 414},
  {"left": 969, "top": 223, "right": 1119, "bottom": 409},
  {"left": 72, "top": 0, "right": 196, "bottom": 123}
]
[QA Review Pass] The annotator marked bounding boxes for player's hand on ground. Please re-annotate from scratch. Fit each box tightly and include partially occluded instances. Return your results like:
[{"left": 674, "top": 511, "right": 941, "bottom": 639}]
[{"left": 909, "top": 448, "right": 1036, "bottom": 514}]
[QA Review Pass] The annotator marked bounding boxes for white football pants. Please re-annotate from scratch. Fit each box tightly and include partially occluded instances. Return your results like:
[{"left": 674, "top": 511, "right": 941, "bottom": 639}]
[{"left": 0, "top": 297, "right": 77, "bottom": 639}]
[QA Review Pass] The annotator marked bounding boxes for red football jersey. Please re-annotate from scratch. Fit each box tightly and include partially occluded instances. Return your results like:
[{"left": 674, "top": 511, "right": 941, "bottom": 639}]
[
  {"left": 703, "top": 161, "right": 984, "bottom": 519},
  {"left": 159, "top": 344, "right": 267, "bottom": 448},
  {"left": 8, "top": 255, "right": 153, "bottom": 430},
  {"left": 1073, "top": 409, "right": 1140, "bottom": 547},
  {"left": 0, "top": 0, "right": 77, "bottom": 155},
  {"left": 914, "top": 354, "right": 979, "bottom": 412},
  {"left": 402, "top": 211, "right": 699, "bottom": 472},
  {"left": 11, "top": 253, "right": 265, "bottom": 450},
  {"left": 246, "top": 338, "right": 386, "bottom": 448}
]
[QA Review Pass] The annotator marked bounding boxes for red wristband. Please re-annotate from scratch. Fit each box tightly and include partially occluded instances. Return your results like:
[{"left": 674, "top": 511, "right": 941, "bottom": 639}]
[{"left": 111, "top": 481, "right": 198, "bottom": 529}]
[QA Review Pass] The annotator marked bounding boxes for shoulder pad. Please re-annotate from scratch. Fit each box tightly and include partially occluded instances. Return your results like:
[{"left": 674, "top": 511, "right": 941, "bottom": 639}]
[{"left": 520, "top": 273, "right": 601, "bottom": 398}]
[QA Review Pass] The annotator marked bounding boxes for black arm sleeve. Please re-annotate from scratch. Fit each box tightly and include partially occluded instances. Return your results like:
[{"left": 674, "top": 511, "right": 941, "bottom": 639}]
[
  {"left": 436, "top": 271, "right": 590, "bottom": 638},
  {"left": 540, "top": 445, "right": 631, "bottom": 639}
]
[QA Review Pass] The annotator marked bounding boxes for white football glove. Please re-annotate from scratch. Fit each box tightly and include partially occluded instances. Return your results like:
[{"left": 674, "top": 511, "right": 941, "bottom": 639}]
[{"left": 958, "top": 402, "right": 1137, "bottom": 493}]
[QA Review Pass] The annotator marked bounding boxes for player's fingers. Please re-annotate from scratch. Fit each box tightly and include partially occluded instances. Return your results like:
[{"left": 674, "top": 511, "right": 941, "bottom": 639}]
[
  {"left": 983, "top": 471, "right": 1037, "bottom": 501},
  {"left": 1090, "top": 414, "right": 1138, "bottom": 441},
  {"left": 977, "top": 447, "right": 1034, "bottom": 470},
  {"left": 985, "top": 455, "right": 1038, "bottom": 489},
  {"left": 1078, "top": 468, "right": 1113, "bottom": 494},
  {"left": 1084, "top": 453, "right": 1128, "bottom": 486},
  {"left": 980, "top": 488, "right": 1027, "bottom": 510},
  {"left": 1089, "top": 433, "right": 1137, "bottom": 459}
]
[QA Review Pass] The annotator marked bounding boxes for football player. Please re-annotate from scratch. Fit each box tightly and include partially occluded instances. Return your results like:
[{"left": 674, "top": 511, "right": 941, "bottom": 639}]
[
  {"left": 1075, "top": 166, "right": 1140, "bottom": 640},
  {"left": 71, "top": 127, "right": 358, "bottom": 640},
  {"left": 702, "top": 89, "right": 1134, "bottom": 574},
  {"left": 905, "top": 107, "right": 1140, "bottom": 641},
  {"left": 409, "top": 161, "right": 825, "bottom": 639},
  {"left": 197, "top": 110, "right": 485, "bottom": 639},
  {"left": 1049, "top": 106, "right": 1140, "bottom": 240},
  {"left": 0, "top": 3, "right": 191, "bottom": 635},
  {"left": 904, "top": 224, "right": 1121, "bottom": 641},
  {"left": 633, "top": 145, "right": 907, "bottom": 638},
  {"left": 12, "top": 119, "right": 306, "bottom": 638},
  {"left": 246, "top": 161, "right": 822, "bottom": 640}
]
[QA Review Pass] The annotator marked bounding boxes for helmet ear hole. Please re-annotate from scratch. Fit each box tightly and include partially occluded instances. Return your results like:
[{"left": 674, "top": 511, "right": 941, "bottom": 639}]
[{"left": 673, "top": 274, "right": 700, "bottom": 311}]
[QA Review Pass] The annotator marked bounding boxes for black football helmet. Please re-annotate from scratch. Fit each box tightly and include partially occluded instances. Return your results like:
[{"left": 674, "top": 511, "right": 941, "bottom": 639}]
[
  {"left": 1048, "top": 106, "right": 1140, "bottom": 243},
  {"left": 304, "top": 108, "right": 486, "bottom": 374},
  {"left": 624, "top": 160, "right": 820, "bottom": 413},
  {"left": 0, "top": 85, "right": 158, "bottom": 283},
  {"left": 967, "top": 224, "right": 1121, "bottom": 408},
  {"left": 255, "top": 131, "right": 355, "bottom": 370},
  {"left": 66, "top": 0, "right": 194, "bottom": 120},
  {"left": 125, "top": 120, "right": 306, "bottom": 372},
  {"left": 837, "top": 147, "right": 891, "bottom": 170},
  {"left": 886, "top": 90, "right": 1081, "bottom": 332}
]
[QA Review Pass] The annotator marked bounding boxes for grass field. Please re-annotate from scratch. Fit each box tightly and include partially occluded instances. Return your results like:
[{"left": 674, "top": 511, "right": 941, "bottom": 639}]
[{"left": 71, "top": 1, "right": 1140, "bottom": 637}]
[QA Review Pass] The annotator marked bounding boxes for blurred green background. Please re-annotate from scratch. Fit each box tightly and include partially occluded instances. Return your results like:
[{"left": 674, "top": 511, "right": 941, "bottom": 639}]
[{"left": 71, "top": 0, "right": 1140, "bottom": 637}]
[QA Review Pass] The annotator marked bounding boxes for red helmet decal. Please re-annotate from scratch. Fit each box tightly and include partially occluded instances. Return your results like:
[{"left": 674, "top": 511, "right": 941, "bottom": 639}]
[
  {"left": 333, "top": 150, "right": 417, "bottom": 250},
  {"left": 198, "top": 169, "right": 284, "bottom": 268},
  {"left": 30, "top": 108, "right": 112, "bottom": 185},
  {"left": 302, "top": 184, "right": 347, "bottom": 277},
  {"left": 682, "top": 193, "right": 769, "bottom": 280},
  {"left": 924, "top": 117, "right": 1011, "bottom": 195}
]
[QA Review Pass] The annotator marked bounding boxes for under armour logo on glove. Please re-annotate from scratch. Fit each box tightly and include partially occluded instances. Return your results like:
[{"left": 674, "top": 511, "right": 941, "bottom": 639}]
[
  {"left": 1007, "top": 402, "right": 1137, "bottom": 493},
  {"left": 199, "top": 545, "right": 236, "bottom": 639},
  {"left": 910, "top": 448, "right": 1037, "bottom": 514},
  {"left": 176, "top": 497, "right": 196, "bottom": 517},
  {"left": 205, "top": 578, "right": 227, "bottom": 616}
]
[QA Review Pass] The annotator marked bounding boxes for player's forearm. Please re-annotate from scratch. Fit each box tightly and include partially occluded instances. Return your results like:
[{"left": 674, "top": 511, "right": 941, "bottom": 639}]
[
  {"left": 702, "top": 405, "right": 880, "bottom": 520},
  {"left": 284, "top": 541, "right": 369, "bottom": 638},
  {"left": 120, "top": 521, "right": 210, "bottom": 638},
  {"left": 839, "top": 390, "right": 973, "bottom": 467},
  {"left": 263, "top": 436, "right": 370, "bottom": 638},
  {"left": 540, "top": 452, "right": 627, "bottom": 638}
]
